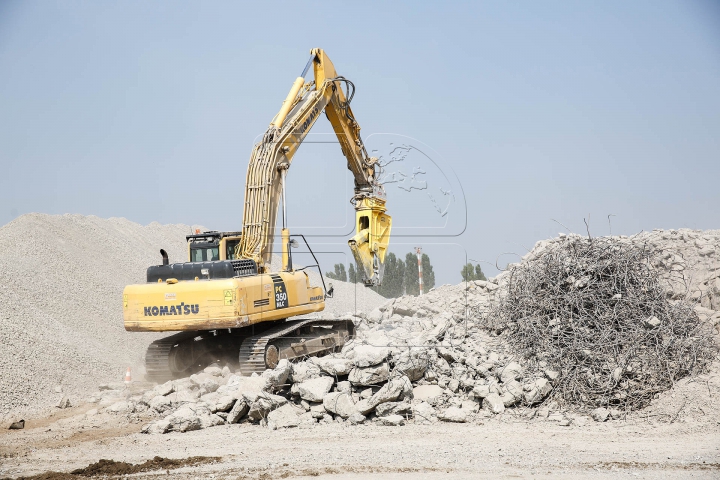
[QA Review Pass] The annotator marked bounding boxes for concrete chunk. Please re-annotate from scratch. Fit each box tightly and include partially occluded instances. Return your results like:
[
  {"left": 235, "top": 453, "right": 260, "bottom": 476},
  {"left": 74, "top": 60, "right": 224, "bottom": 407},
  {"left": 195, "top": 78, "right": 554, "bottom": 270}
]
[
  {"left": 267, "top": 404, "right": 302, "bottom": 429},
  {"left": 379, "top": 414, "right": 405, "bottom": 426},
  {"left": 296, "top": 376, "right": 334, "bottom": 402},
  {"left": 322, "top": 392, "right": 358, "bottom": 419},
  {"left": 483, "top": 393, "right": 505, "bottom": 414},
  {"left": 348, "top": 363, "right": 390, "bottom": 386},
  {"left": 438, "top": 406, "right": 468, "bottom": 423},
  {"left": 413, "top": 384, "right": 444, "bottom": 401},
  {"left": 591, "top": 407, "right": 610, "bottom": 422}
]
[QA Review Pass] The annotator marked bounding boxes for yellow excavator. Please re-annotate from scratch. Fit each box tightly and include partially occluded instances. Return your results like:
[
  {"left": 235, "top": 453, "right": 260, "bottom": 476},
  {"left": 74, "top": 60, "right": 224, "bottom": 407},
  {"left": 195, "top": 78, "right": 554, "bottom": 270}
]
[{"left": 123, "top": 49, "right": 392, "bottom": 380}]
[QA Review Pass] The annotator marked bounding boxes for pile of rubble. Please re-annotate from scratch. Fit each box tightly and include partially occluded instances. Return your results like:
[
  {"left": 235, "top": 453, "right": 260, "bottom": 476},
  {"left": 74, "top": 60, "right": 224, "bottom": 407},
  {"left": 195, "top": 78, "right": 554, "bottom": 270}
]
[
  {"left": 74, "top": 228, "right": 720, "bottom": 432},
  {"left": 87, "top": 280, "right": 555, "bottom": 433},
  {"left": 485, "top": 234, "right": 718, "bottom": 411}
]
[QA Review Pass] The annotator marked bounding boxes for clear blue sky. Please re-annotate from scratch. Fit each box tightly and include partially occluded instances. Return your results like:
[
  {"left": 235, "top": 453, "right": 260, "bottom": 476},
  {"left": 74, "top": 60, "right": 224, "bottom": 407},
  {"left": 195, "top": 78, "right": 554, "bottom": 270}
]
[{"left": 1, "top": 1, "right": 719, "bottom": 285}]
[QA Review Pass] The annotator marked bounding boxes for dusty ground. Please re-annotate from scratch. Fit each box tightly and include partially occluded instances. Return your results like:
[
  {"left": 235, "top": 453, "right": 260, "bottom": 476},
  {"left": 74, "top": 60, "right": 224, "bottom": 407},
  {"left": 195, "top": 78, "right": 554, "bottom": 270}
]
[{"left": 1, "top": 403, "right": 718, "bottom": 480}]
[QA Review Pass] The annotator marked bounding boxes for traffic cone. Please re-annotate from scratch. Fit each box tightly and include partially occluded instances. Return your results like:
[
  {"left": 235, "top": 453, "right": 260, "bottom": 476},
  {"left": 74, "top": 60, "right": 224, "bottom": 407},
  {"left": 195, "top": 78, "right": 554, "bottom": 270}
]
[{"left": 124, "top": 367, "right": 132, "bottom": 384}]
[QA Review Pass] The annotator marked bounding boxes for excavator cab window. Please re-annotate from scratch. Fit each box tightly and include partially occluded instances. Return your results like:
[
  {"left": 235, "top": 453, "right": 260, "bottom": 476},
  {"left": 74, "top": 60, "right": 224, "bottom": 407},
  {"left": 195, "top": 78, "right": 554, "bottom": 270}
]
[
  {"left": 226, "top": 239, "right": 240, "bottom": 260},
  {"left": 190, "top": 245, "right": 220, "bottom": 262}
]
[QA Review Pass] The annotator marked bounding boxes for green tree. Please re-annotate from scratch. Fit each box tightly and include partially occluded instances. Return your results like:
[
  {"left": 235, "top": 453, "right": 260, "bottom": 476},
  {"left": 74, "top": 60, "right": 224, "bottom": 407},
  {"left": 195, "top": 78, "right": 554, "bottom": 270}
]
[
  {"left": 348, "top": 263, "right": 358, "bottom": 283},
  {"left": 377, "top": 253, "right": 405, "bottom": 298},
  {"left": 325, "top": 263, "right": 347, "bottom": 282},
  {"left": 405, "top": 252, "right": 419, "bottom": 296},
  {"left": 378, "top": 252, "right": 405, "bottom": 298},
  {"left": 421, "top": 253, "right": 436, "bottom": 290},
  {"left": 461, "top": 263, "right": 475, "bottom": 282},
  {"left": 461, "top": 262, "right": 487, "bottom": 282},
  {"left": 475, "top": 264, "right": 487, "bottom": 281}
]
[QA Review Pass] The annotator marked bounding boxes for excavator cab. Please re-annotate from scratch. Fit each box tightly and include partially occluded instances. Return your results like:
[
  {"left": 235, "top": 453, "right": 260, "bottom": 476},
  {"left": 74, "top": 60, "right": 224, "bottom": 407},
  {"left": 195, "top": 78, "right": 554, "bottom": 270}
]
[{"left": 186, "top": 231, "right": 242, "bottom": 262}]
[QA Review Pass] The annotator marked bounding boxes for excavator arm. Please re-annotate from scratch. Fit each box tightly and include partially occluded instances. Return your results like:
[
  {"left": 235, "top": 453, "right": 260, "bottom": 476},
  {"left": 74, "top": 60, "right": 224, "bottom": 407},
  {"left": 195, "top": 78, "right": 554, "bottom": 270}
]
[{"left": 237, "top": 48, "right": 391, "bottom": 286}]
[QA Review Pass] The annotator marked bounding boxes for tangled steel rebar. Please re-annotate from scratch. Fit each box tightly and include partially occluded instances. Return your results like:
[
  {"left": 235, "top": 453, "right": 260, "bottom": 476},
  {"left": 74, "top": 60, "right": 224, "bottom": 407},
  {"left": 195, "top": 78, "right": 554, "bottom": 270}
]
[{"left": 483, "top": 235, "right": 718, "bottom": 411}]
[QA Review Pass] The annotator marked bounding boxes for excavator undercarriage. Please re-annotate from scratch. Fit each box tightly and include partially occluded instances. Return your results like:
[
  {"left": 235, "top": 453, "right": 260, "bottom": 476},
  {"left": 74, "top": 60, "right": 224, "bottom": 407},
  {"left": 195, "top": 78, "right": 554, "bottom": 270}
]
[{"left": 144, "top": 318, "right": 354, "bottom": 382}]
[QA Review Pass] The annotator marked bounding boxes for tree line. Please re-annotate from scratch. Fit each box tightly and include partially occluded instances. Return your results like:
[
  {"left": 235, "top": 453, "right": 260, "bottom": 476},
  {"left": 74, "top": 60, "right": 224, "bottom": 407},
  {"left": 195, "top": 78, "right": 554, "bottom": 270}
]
[
  {"left": 325, "top": 251, "right": 436, "bottom": 298},
  {"left": 325, "top": 255, "right": 487, "bottom": 299}
]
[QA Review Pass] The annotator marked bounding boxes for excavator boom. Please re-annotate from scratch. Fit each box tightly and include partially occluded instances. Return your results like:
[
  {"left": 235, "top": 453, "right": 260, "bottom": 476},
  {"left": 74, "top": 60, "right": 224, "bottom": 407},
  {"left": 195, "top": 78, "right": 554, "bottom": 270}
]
[{"left": 238, "top": 49, "right": 391, "bottom": 285}]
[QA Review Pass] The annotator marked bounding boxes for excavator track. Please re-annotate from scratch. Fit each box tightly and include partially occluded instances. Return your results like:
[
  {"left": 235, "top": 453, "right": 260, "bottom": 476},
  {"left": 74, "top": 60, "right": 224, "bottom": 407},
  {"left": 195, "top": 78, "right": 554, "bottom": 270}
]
[
  {"left": 238, "top": 318, "right": 354, "bottom": 376},
  {"left": 144, "top": 331, "right": 199, "bottom": 382},
  {"left": 144, "top": 319, "right": 355, "bottom": 381}
]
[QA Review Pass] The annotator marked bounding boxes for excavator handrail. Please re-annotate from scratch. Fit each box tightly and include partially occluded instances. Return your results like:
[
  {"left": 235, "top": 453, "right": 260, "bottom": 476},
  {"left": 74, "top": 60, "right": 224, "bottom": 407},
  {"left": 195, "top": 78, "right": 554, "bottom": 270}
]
[{"left": 290, "top": 234, "right": 331, "bottom": 298}]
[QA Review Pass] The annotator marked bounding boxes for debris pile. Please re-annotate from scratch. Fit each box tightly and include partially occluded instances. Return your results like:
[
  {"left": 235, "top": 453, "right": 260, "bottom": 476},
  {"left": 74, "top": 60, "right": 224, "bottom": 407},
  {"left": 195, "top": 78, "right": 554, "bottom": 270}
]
[
  {"left": 95, "top": 281, "right": 554, "bottom": 433},
  {"left": 485, "top": 234, "right": 719, "bottom": 411},
  {"left": 2, "top": 215, "right": 719, "bottom": 429},
  {"left": 87, "top": 229, "right": 718, "bottom": 433}
]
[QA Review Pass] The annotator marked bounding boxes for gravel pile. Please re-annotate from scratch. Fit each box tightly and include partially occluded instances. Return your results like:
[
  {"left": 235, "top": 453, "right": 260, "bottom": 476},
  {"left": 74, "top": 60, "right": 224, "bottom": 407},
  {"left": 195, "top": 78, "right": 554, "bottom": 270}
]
[
  {"left": 0, "top": 214, "right": 385, "bottom": 421},
  {"left": 0, "top": 214, "right": 200, "bottom": 420}
]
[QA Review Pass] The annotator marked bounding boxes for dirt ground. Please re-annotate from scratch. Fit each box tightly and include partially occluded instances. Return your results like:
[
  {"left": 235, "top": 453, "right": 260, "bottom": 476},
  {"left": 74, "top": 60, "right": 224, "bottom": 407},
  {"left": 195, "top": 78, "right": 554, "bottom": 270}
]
[{"left": 1, "top": 403, "right": 718, "bottom": 480}]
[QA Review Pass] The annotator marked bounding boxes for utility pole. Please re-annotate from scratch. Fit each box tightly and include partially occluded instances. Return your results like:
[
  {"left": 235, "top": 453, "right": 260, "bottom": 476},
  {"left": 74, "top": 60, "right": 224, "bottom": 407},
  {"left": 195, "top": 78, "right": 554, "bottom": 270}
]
[{"left": 415, "top": 247, "right": 423, "bottom": 296}]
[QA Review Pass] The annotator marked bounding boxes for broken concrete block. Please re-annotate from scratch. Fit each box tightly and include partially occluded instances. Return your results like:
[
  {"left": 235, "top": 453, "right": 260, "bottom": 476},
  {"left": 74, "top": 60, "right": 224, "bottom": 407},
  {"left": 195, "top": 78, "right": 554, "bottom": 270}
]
[
  {"left": 199, "top": 414, "right": 225, "bottom": 429},
  {"left": 322, "top": 392, "right": 358, "bottom": 419},
  {"left": 213, "top": 395, "right": 235, "bottom": 413},
  {"left": 106, "top": 400, "right": 133, "bottom": 414},
  {"left": 165, "top": 409, "right": 202, "bottom": 433},
  {"left": 471, "top": 384, "right": 490, "bottom": 399},
  {"left": 375, "top": 401, "right": 412, "bottom": 417},
  {"left": 348, "top": 363, "right": 390, "bottom": 386},
  {"left": 438, "top": 406, "right": 468, "bottom": 423},
  {"left": 357, "top": 376, "right": 412, "bottom": 414},
  {"left": 314, "top": 356, "right": 354, "bottom": 376},
  {"left": 346, "top": 345, "right": 390, "bottom": 367},
  {"left": 204, "top": 365, "right": 223, "bottom": 377},
  {"left": 262, "top": 359, "right": 292, "bottom": 391},
  {"left": 412, "top": 402, "right": 437, "bottom": 423},
  {"left": 379, "top": 414, "right": 405, "bottom": 426},
  {"left": 591, "top": 407, "right": 610, "bottom": 422},
  {"left": 290, "top": 361, "right": 322, "bottom": 383},
  {"left": 482, "top": 393, "right": 505, "bottom": 414},
  {"left": 523, "top": 378, "right": 553, "bottom": 405},
  {"left": 267, "top": 404, "right": 302, "bottom": 429},
  {"left": 643, "top": 316, "right": 661, "bottom": 329},
  {"left": 501, "top": 392, "right": 518, "bottom": 408},
  {"left": 413, "top": 384, "right": 444, "bottom": 401},
  {"left": 226, "top": 399, "right": 249, "bottom": 424},
  {"left": 247, "top": 393, "right": 287, "bottom": 422},
  {"left": 154, "top": 381, "right": 175, "bottom": 397},
  {"left": 393, "top": 350, "right": 428, "bottom": 381},
  {"left": 499, "top": 362, "right": 523, "bottom": 383},
  {"left": 142, "top": 418, "right": 171, "bottom": 434},
  {"left": 504, "top": 380, "right": 523, "bottom": 400},
  {"left": 295, "top": 376, "right": 334, "bottom": 402},
  {"left": 348, "top": 413, "right": 366, "bottom": 425},
  {"left": 150, "top": 395, "right": 172, "bottom": 414}
]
